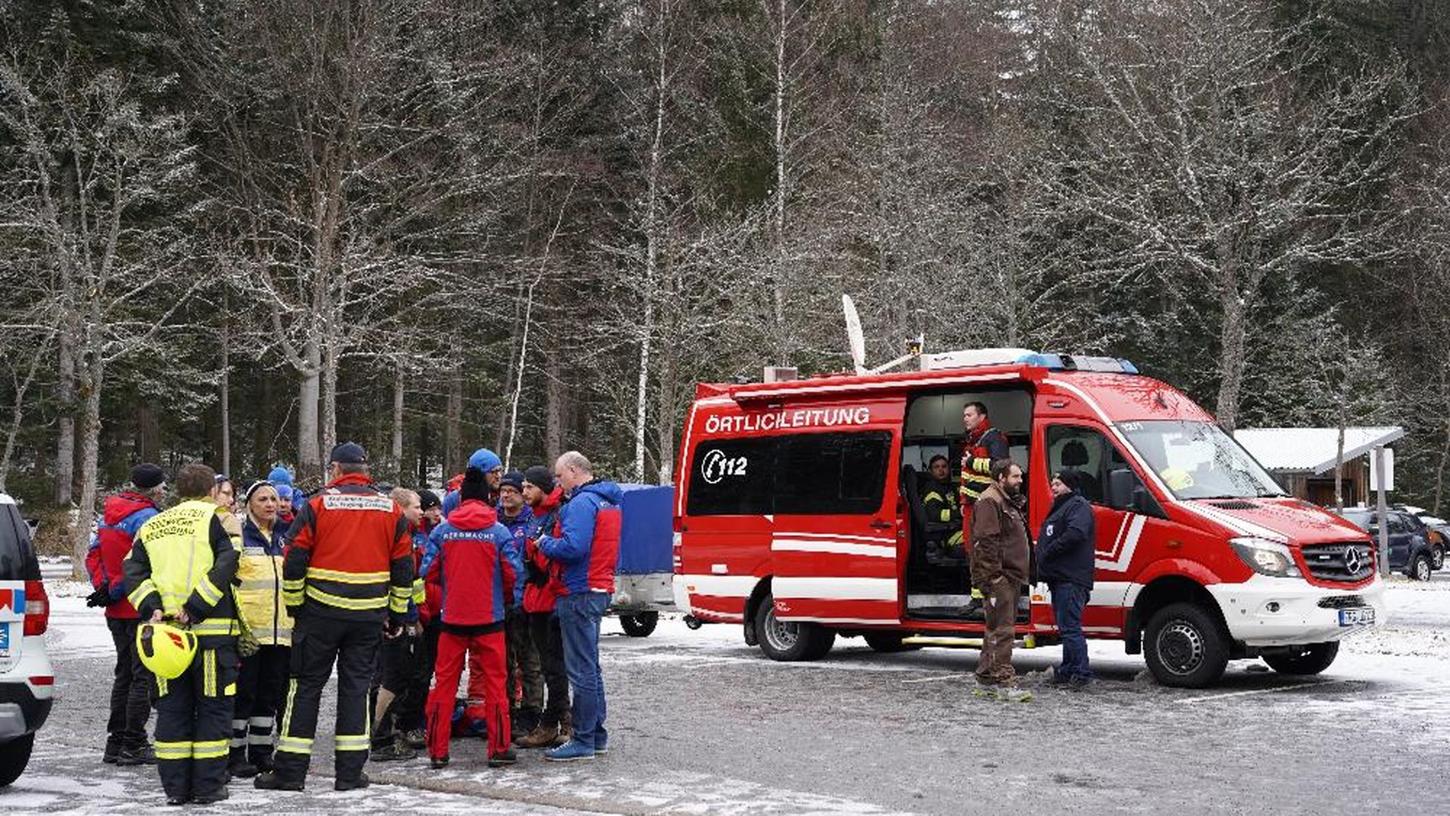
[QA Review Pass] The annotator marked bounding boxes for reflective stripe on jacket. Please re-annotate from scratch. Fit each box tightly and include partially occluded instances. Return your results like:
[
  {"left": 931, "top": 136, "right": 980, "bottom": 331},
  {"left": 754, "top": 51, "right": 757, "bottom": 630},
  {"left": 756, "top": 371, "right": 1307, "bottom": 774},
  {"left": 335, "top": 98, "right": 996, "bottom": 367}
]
[
  {"left": 235, "top": 515, "right": 293, "bottom": 646},
  {"left": 960, "top": 425, "right": 1008, "bottom": 503},
  {"left": 124, "top": 499, "right": 241, "bottom": 643},
  {"left": 282, "top": 473, "right": 414, "bottom": 623}
]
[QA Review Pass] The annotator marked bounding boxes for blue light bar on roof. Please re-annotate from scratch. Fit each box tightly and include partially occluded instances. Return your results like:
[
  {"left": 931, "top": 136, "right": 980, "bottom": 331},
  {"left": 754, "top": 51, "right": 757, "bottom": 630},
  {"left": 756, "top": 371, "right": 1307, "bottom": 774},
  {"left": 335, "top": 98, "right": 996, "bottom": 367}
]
[{"left": 1017, "top": 353, "right": 1138, "bottom": 374}]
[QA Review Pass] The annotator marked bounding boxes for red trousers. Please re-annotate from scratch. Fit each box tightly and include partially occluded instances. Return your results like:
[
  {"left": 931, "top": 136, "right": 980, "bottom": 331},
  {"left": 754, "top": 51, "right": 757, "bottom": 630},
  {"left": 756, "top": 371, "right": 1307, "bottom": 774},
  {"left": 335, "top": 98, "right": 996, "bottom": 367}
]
[{"left": 426, "top": 630, "right": 509, "bottom": 759}]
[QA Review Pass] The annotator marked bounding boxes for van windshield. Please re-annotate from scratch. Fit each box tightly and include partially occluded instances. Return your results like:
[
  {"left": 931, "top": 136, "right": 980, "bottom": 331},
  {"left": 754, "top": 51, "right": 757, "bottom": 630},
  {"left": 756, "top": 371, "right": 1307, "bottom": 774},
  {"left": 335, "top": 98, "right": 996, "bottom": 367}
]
[{"left": 1119, "top": 420, "right": 1285, "bottom": 501}]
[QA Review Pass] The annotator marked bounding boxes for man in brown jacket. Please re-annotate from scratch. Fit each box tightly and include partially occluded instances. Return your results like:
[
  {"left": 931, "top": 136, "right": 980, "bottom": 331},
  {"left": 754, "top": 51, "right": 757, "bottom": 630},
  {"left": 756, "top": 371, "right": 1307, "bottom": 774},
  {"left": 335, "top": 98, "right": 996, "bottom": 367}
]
[{"left": 970, "top": 458, "right": 1030, "bottom": 686}]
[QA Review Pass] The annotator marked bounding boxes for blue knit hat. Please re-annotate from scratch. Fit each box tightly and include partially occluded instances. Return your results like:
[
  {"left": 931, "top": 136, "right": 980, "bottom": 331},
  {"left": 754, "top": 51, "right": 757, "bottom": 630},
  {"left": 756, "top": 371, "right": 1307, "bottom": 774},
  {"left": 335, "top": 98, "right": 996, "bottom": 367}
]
[
  {"left": 267, "top": 466, "right": 295, "bottom": 486},
  {"left": 467, "top": 448, "right": 502, "bottom": 473}
]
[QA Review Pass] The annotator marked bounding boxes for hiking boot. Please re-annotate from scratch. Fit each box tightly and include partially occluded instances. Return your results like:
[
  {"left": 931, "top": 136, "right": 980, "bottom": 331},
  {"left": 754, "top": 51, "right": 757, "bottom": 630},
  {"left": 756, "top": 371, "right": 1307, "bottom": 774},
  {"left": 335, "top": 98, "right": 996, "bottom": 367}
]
[
  {"left": 192, "top": 786, "right": 230, "bottom": 805},
  {"left": 335, "top": 773, "right": 369, "bottom": 792},
  {"left": 430, "top": 755, "right": 450, "bottom": 769},
  {"left": 1068, "top": 675, "right": 1094, "bottom": 689},
  {"left": 488, "top": 748, "right": 518, "bottom": 767},
  {"left": 116, "top": 744, "right": 156, "bottom": 766},
  {"left": 544, "top": 740, "right": 595, "bottom": 762},
  {"left": 552, "top": 718, "right": 573, "bottom": 748},
  {"left": 165, "top": 794, "right": 190, "bottom": 806},
  {"left": 103, "top": 736, "right": 122, "bottom": 764},
  {"left": 515, "top": 722, "right": 558, "bottom": 748},
  {"left": 403, "top": 728, "right": 427, "bottom": 750},
  {"left": 248, "top": 751, "right": 275, "bottom": 774},
  {"left": 371, "top": 739, "right": 417, "bottom": 762},
  {"left": 253, "top": 772, "right": 304, "bottom": 792},
  {"left": 227, "top": 757, "right": 259, "bottom": 778}
]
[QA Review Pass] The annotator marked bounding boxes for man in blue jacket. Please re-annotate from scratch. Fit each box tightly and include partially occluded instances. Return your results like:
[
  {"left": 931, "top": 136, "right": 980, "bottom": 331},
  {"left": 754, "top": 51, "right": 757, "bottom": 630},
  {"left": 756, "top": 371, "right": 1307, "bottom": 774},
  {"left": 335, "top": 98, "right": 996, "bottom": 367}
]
[
  {"left": 1037, "top": 470, "right": 1096, "bottom": 686},
  {"left": 536, "top": 451, "right": 621, "bottom": 762}
]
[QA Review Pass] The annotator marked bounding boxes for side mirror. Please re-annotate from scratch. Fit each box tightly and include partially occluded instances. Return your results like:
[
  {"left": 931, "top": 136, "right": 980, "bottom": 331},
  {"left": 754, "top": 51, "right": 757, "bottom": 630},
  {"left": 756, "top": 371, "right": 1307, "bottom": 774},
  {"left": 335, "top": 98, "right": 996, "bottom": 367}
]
[{"left": 1107, "top": 468, "right": 1135, "bottom": 509}]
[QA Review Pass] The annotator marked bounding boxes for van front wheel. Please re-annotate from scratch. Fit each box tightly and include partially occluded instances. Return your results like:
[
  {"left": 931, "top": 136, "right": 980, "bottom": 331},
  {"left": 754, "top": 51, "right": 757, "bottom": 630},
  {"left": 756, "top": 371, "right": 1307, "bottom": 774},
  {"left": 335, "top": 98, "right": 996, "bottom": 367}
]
[
  {"left": 1143, "top": 602, "right": 1229, "bottom": 688},
  {"left": 619, "top": 612, "right": 659, "bottom": 637},
  {"left": 755, "top": 594, "right": 835, "bottom": 661}
]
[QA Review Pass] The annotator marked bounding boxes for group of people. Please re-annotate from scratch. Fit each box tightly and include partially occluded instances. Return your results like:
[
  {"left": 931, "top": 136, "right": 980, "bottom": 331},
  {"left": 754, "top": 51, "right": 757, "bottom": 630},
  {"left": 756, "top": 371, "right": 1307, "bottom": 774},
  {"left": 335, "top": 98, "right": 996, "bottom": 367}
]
[
  {"left": 919, "top": 402, "right": 1098, "bottom": 689},
  {"left": 85, "top": 441, "right": 621, "bottom": 805}
]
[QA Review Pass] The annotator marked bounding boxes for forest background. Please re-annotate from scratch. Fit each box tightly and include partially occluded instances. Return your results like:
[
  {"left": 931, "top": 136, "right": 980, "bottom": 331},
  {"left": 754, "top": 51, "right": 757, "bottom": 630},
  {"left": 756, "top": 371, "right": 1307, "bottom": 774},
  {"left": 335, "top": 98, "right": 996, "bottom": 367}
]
[{"left": 3, "top": 0, "right": 1450, "bottom": 566}]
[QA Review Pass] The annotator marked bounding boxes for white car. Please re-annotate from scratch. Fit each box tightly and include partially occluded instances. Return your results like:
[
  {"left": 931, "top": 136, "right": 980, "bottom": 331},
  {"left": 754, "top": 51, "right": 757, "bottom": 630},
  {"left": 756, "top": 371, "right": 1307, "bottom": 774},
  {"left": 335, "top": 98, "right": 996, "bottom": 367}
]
[{"left": 0, "top": 493, "right": 53, "bottom": 786}]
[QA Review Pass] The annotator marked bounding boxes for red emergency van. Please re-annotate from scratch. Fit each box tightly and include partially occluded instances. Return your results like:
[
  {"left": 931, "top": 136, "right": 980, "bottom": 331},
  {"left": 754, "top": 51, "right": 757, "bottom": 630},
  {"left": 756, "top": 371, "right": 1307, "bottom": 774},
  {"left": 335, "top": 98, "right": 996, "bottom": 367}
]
[{"left": 671, "top": 349, "right": 1386, "bottom": 687}]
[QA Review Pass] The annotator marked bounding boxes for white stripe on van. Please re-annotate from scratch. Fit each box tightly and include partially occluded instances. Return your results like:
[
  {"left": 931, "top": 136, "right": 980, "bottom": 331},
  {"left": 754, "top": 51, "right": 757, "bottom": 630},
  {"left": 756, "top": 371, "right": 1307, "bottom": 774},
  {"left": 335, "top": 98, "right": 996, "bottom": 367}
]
[
  {"left": 772, "top": 539, "right": 896, "bottom": 559},
  {"left": 680, "top": 574, "right": 758, "bottom": 598},
  {"left": 773, "top": 576, "right": 898, "bottom": 601}
]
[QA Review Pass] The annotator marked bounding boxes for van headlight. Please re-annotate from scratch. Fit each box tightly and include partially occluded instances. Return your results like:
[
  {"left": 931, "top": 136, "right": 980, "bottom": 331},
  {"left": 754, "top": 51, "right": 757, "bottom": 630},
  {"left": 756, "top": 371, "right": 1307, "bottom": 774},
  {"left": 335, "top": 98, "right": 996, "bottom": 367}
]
[{"left": 1230, "top": 537, "right": 1301, "bottom": 578}]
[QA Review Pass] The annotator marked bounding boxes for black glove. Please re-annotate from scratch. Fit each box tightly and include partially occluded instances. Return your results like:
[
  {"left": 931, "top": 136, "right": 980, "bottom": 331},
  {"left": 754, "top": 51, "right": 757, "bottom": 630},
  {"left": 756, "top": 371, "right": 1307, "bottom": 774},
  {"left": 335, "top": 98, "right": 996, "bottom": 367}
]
[{"left": 86, "top": 588, "right": 115, "bottom": 608}]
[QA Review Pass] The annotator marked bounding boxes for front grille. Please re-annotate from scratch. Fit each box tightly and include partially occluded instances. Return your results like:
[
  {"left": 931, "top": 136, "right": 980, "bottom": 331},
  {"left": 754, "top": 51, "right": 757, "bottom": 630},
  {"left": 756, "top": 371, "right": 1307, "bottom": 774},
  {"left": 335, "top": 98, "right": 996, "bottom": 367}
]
[
  {"left": 1317, "top": 595, "right": 1367, "bottom": 609},
  {"left": 1302, "top": 542, "right": 1375, "bottom": 582}
]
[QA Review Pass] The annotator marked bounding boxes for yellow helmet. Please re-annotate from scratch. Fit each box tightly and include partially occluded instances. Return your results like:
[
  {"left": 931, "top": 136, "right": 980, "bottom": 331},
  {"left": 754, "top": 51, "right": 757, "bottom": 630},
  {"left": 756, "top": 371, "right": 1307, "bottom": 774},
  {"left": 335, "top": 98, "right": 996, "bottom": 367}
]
[{"left": 136, "top": 622, "right": 198, "bottom": 680}]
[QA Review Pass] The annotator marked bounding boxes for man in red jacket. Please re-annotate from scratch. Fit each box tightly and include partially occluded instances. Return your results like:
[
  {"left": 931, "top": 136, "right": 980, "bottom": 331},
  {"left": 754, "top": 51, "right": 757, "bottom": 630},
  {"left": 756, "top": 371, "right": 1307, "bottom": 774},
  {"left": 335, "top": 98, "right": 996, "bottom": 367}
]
[
  {"left": 420, "top": 467, "right": 523, "bottom": 769},
  {"left": 86, "top": 463, "right": 165, "bottom": 766},
  {"left": 515, "top": 465, "right": 570, "bottom": 749}
]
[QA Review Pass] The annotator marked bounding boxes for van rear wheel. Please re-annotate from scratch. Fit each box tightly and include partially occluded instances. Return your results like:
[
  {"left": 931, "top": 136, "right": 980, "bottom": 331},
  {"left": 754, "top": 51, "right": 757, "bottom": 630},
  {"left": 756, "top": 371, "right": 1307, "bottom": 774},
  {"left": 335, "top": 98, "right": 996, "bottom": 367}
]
[
  {"left": 1143, "top": 602, "right": 1229, "bottom": 688},
  {"left": 1262, "top": 642, "right": 1339, "bottom": 676},
  {"left": 755, "top": 593, "right": 835, "bottom": 661}
]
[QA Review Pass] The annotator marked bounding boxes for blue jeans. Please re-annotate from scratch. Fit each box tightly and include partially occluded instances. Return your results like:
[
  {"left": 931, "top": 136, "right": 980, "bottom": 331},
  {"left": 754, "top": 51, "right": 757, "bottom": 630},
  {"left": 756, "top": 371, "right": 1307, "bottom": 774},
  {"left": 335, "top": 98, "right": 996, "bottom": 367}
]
[
  {"left": 1049, "top": 582, "right": 1091, "bottom": 679},
  {"left": 556, "top": 591, "right": 610, "bottom": 749}
]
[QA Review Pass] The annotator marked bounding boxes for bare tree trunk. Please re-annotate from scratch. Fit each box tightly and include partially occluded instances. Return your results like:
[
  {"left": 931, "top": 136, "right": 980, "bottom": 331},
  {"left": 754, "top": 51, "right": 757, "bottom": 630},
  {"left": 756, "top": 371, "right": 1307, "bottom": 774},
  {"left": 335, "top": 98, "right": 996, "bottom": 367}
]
[
  {"left": 320, "top": 336, "right": 339, "bottom": 463},
  {"left": 1334, "top": 410, "right": 1347, "bottom": 513},
  {"left": 391, "top": 363, "right": 405, "bottom": 483},
  {"left": 634, "top": 2, "right": 669, "bottom": 482},
  {"left": 769, "top": 0, "right": 789, "bottom": 365},
  {"left": 1434, "top": 416, "right": 1450, "bottom": 516},
  {"left": 71, "top": 354, "right": 104, "bottom": 580},
  {"left": 55, "top": 334, "right": 76, "bottom": 505},
  {"left": 1214, "top": 271, "right": 1247, "bottom": 433},
  {"left": 505, "top": 274, "right": 543, "bottom": 470},
  {"left": 220, "top": 305, "right": 231, "bottom": 476},
  {"left": 298, "top": 340, "right": 322, "bottom": 480},
  {"left": 494, "top": 292, "right": 524, "bottom": 453},
  {"left": 444, "top": 365, "right": 463, "bottom": 475},
  {"left": 0, "top": 337, "right": 50, "bottom": 494},
  {"left": 655, "top": 347, "right": 678, "bottom": 486},
  {"left": 545, "top": 347, "right": 564, "bottom": 463}
]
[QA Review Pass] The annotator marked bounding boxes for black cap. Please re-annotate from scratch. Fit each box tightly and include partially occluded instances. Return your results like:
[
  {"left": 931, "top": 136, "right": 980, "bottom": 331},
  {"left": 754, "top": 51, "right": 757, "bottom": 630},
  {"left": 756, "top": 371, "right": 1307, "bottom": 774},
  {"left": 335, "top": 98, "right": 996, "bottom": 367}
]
[
  {"left": 500, "top": 470, "right": 525, "bottom": 492},
  {"left": 329, "top": 442, "right": 368, "bottom": 465},
  {"left": 1055, "top": 469, "right": 1083, "bottom": 492},
  {"left": 418, "top": 489, "right": 441, "bottom": 511},
  {"left": 130, "top": 463, "right": 166, "bottom": 490},
  {"left": 523, "top": 465, "right": 554, "bottom": 493}
]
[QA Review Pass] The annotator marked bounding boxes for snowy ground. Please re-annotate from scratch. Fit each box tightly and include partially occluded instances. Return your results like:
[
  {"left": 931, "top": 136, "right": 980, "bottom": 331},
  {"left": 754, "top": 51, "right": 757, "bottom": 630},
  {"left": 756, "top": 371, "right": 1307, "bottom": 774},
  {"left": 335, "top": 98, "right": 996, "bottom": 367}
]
[{"left": 7, "top": 568, "right": 1449, "bottom": 814}]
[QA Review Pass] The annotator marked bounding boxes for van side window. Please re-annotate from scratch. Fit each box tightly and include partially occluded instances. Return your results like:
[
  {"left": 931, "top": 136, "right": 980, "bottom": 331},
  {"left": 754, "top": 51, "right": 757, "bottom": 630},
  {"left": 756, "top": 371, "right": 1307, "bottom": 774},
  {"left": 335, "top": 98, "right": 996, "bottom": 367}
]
[
  {"left": 1045, "top": 426, "right": 1108, "bottom": 504},
  {"left": 686, "top": 431, "right": 892, "bottom": 516}
]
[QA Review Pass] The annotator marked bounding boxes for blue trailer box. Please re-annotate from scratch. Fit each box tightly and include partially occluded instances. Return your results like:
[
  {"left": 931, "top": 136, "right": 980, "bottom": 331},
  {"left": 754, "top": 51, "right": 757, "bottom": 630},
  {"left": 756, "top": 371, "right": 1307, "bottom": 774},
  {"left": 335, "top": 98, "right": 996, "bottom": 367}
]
[{"left": 617, "top": 484, "right": 675, "bottom": 576}]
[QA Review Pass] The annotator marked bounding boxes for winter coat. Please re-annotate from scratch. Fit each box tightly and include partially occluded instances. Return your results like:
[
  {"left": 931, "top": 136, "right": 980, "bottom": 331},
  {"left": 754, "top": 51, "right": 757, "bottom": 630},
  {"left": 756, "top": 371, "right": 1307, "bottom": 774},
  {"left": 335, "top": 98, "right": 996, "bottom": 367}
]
[
  {"left": 1037, "top": 491, "right": 1096, "bottom": 590},
  {"left": 538, "top": 480, "right": 622, "bottom": 597},
  {"left": 235, "top": 514, "right": 294, "bottom": 646},
  {"left": 86, "top": 492, "right": 160, "bottom": 620},
  {"left": 422, "top": 500, "right": 522, "bottom": 632},
  {"left": 969, "top": 483, "right": 1031, "bottom": 588},
  {"left": 522, "top": 488, "right": 565, "bottom": 614},
  {"left": 497, "top": 505, "right": 533, "bottom": 564}
]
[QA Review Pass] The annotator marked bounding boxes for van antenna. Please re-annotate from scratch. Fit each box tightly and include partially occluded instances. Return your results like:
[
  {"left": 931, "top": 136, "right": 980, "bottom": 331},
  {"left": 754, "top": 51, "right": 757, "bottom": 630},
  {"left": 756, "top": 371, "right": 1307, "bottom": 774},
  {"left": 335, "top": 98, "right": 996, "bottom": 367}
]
[{"left": 842, "top": 293, "right": 924, "bottom": 375}]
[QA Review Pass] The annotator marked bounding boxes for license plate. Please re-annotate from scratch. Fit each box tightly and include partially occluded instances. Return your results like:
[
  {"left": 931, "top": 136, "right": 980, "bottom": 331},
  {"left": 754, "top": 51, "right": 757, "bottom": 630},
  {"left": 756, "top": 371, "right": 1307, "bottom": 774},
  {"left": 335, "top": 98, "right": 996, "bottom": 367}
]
[
  {"left": 1339, "top": 607, "right": 1375, "bottom": 626},
  {"left": 0, "top": 624, "right": 10, "bottom": 658}
]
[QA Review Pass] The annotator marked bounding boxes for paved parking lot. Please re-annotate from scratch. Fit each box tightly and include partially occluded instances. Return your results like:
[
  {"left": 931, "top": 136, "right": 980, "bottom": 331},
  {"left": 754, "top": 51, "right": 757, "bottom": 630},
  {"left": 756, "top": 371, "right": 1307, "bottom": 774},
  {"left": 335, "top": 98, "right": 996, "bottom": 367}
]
[{"left": 11, "top": 576, "right": 1450, "bottom": 814}]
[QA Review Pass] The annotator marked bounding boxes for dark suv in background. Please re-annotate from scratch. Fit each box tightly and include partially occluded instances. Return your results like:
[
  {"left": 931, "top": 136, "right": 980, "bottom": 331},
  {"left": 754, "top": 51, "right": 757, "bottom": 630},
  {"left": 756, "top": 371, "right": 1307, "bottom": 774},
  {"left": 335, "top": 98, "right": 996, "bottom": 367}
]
[{"left": 1338, "top": 508, "right": 1437, "bottom": 581}]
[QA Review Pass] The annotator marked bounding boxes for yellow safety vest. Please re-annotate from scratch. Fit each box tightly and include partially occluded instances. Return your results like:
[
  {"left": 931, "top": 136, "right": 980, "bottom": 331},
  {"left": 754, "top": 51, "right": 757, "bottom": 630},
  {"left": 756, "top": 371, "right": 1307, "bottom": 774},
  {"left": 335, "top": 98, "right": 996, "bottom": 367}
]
[
  {"left": 129, "top": 499, "right": 239, "bottom": 639},
  {"left": 235, "top": 528, "right": 293, "bottom": 647}
]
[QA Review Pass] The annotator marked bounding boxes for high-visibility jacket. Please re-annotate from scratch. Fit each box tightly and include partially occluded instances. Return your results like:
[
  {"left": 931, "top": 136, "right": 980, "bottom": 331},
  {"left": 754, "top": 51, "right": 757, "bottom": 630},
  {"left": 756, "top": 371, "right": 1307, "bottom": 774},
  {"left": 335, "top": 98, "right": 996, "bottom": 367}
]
[
  {"left": 235, "top": 515, "right": 293, "bottom": 646},
  {"left": 959, "top": 424, "right": 1009, "bottom": 505},
  {"left": 282, "top": 473, "right": 414, "bottom": 624},
  {"left": 921, "top": 478, "right": 964, "bottom": 548},
  {"left": 124, "top": 499, "right": 241, "bottom": 643}
]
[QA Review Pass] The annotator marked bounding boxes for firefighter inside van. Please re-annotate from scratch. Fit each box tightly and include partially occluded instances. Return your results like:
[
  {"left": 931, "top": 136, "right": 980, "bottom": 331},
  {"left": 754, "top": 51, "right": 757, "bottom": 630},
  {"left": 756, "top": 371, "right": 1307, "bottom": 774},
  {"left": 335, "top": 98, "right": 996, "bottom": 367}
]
[
  {"left": 920, "top": 455, "right": 963, "bottom": 548},
  {"left": 958, "top": 401, "right": 1009, "bottom": 545}
]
